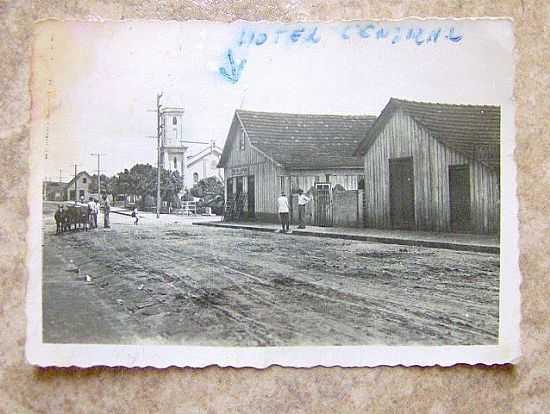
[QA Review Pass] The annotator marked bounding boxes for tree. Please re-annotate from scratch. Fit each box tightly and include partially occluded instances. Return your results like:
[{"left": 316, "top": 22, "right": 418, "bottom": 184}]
[
  {"left": 190, "top": 176, "right": 224, "bottom": 199},
  {"left": 108, "top": 164, "right": 156, "bottom": 208},
  {"left": 132, "top": 164, "right": 158, "bottom": 208},
  {"left": 160, "top": 169, "right": 184, "bottom": 206},
  {"left": 111, "top": 169, "right": 130, "bottom": 199},
  {"left": 89, "top": 174, "right": 112, "bottom": 195},
  {"left": 110, "top": 164, "right": 184, "bottom": 208}
]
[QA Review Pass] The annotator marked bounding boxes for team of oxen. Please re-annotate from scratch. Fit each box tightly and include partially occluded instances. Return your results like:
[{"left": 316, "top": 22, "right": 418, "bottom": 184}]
[{"left": 54, "top": 204, "right": 94, "bottom": 233}]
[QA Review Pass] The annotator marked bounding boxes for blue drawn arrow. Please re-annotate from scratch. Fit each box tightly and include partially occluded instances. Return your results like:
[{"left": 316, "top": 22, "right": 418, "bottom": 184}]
[{"left": 219, "top": 49, "right": 246, "bottom": 84}]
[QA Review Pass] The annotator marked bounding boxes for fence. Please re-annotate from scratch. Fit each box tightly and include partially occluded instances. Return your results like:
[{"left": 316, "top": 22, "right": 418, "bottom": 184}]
[
  {"left": 181, "top": 201, "right": 197, "bottom": 215},
  {"left": 333, "top": 190, "right": 363, "bottom": 227},
  {"left": 290, "top": 189, "right": 364, "bottom": 228}
]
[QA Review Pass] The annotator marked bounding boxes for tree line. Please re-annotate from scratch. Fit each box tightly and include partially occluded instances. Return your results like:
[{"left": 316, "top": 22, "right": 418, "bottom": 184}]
[{"left": 89, "top": 163, "right": 223, "bottom": 208}]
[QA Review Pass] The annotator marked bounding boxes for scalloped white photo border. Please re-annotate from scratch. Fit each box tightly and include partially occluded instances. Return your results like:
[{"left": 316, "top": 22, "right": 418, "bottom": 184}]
[{"left": 25, "top": 17, "right": 520, "bottom": 367}]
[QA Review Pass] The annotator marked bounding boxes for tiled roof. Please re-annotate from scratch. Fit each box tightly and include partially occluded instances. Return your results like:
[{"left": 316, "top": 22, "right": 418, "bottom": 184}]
[
  {"left": 235, "top": 110, "right": 377, "bottom": 169},
  {"left": 357, "top": 98, "right": 501, "bottom": 169}
]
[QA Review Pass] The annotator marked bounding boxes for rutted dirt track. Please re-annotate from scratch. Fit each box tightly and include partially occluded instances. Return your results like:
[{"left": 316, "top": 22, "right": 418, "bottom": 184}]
[{"left": 42, "top": 207, "right": 499, "bottom": 346}]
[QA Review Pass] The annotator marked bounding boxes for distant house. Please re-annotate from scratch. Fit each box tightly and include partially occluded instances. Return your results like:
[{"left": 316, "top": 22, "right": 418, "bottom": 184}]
[
  {"left": 356, "top": 98, "right": 500, "bottom": 234},
  {"left": 65, "top": 171, "right": 93, "bottom": 201},
  {"left": 185, "top": 142, "right": 224, "bottom": 189},
  {"left": 43, "top": 181, "right": 66, "bottom": 201},
  {"left": 218, "top": 109, "right": 376, "bottom": 224}
]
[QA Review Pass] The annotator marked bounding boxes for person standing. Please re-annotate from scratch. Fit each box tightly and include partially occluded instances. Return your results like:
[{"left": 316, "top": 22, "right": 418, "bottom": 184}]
[
  {"left": 103, "top": 196, "right": 111, "bottom": 228},
  {"left": 93, "top": 198, "right": 99, "bottom": 229},
  {"left": 297, "top": 189, "right": 311, "bottom": 229},
  {"left": 87, "top": 197, "right": 95, "bottom": 230},
  {"left": 277, "top": 191, "right": 290, "bottom": 233},
  {"left": 131, "top": 206, "right": 139, "bottom": 225}
]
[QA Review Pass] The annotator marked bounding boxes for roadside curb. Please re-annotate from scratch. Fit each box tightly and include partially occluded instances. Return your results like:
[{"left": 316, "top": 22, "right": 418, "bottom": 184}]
[{"left": 193, "top": 222, "right": 499, "bottom": 254}]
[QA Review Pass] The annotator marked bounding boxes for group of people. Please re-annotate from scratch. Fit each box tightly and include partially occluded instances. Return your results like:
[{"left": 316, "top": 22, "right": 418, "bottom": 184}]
[
  {"left": 83, "top": 196, "right": 111, "bottom": 229},
  {"left": 276, "top": 189, "right": 311, "bottom": 233},
  {"left": 85, "top": 197, "right": 102, "bottom": 229},
  {"left": 54, "top": 195, "right": 111, "bottom": 233}
]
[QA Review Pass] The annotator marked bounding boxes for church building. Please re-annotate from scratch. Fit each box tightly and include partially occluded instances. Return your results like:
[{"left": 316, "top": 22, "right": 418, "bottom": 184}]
[
  {"left": 160, "top": 107, "right": 187, "bottom": 186},
  {"left": 185, "top": 142, "right": 224, "bottom": 189}
]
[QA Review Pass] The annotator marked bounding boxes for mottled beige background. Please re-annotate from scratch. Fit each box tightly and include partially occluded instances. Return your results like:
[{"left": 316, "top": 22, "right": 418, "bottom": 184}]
[{"left": 1, "top": 0, "right": 548, "bottom": 412}]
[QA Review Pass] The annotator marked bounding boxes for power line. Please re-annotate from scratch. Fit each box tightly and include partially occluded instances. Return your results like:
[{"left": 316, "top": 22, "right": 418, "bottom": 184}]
[
  {"left": 156, "top": 92, "right": 163, "bottom": 219},
  {"left": 90, "top": 153, "right": 106, "bottom": 196},
  {"left": 73, "top": 164, "right": 78, "bottom": 203}
]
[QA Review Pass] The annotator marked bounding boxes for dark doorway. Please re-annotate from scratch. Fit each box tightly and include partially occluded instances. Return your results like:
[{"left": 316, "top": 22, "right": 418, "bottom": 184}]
[
  {"left": 226, "top": 178, "right": 234, "bottom": 200},
  {"left": 449, "top": 165, "right": 471, "bottom": 232},
  {"left": 235, "top": 176, "right": 245, "bottom": 220},
  {"left": 389, "top": 157, "right": 415, "bottom": 229},
  {"left": 247, "top": 175, "right": 255, "bottom": 219},
  {"left": 236, "top": 176, "right": 244, "bottom": 194}
]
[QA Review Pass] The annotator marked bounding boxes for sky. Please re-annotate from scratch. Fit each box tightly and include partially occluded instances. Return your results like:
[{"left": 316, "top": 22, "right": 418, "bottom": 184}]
[{"left": 32, "top": 19, "right": 514, "bottom": 181}]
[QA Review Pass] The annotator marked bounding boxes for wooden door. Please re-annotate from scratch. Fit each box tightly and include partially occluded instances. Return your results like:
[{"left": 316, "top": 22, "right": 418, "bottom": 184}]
[
  {"left": 389, "top": 157, "right": 415, "bottom": 230},
  {"left": 314, "top": 183, "right": 333, "bottom": 227},
  {"left": 247, "top": 175, "right": 255, "bottom": 219},
  {"left": 226, "top": 177, "right": 234, "bottom": 200},
  {"left": 449, "top": 165, "right": 471, "bottom": 232},
  {"left": 236, "top": 176, "right": 244, "bottom": 194}
]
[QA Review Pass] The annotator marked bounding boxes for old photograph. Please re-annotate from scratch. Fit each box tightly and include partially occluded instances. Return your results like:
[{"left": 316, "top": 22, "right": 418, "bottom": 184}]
[{"left": 27, "top": 19, "right": 519, "bottom": 367}]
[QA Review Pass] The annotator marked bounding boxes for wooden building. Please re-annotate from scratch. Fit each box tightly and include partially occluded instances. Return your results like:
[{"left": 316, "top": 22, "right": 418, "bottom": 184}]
[
  {"left": 43, "top": 181, "right": 66, "bottom": 201},
  {"left": 356, "top": 98, "right": 500, "bottom": 234},
  {"left": 65, "top": 171, "right": 93, "bottom": 201},
  {"left": 218, "top": 110, "right": 376, "bottom": 224}
]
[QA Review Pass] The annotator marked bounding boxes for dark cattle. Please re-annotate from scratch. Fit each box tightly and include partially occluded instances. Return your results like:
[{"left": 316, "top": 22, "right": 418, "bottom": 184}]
[
  {"left": 64, "top": 205, "right": 90, "bottom": 232},
  {"left": 54, "top": 209, "right": 64, "bottom": 233},
  {"left": 63, "top": 211, "right": 71, "bottom": 232}
]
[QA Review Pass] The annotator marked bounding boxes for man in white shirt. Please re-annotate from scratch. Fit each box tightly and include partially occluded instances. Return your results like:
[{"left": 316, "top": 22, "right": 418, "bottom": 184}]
[
  {"left": 102, "top": 196, "right": 111, "bottom": 228},
  {"left": 297, "top": 189, "right": 311, "bottom": 229},
  {"left": 277, "top": 191, "right": 290, "bottom": 233},
  {"left": 87, "top": 197, "right": 95, "bottom": 229},
  {"left": 93, "top": 198, "right": 100, "bottom": 228}
]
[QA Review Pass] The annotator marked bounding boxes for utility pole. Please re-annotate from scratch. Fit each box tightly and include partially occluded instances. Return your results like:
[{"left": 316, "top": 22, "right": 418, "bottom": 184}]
[
  {"left": 73, "top": 164, "right": 78, "bottom": 203},
  {"left": 90, "top": 153, "right": 106, "bottom": 196},
  {"left": 156, "top": 92, "right": 163, "bottom": 219},
  {"left": 59, "top": 169, "right": 63, "bottom": 183}
]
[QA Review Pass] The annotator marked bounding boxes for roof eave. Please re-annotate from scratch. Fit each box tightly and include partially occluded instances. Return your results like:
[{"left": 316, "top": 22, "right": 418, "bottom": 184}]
[
  {"left": 355, "top": 98, "right": 399, "bottom": 157},
  {"left": 234, "top": 110, "right": 283, "bottom": 169},
  {"left": 217, "top": 113, "right": 240, "bottom": 168}
]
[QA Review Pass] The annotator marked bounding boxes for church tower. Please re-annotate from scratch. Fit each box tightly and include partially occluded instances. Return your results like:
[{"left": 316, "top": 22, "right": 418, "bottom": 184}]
[{"left": 160, "top": 107, "right": 187, "bottom": 187}]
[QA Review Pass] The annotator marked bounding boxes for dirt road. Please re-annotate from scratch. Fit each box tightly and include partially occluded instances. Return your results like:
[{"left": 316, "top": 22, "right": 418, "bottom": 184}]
[{"left": 42, "top": 205, "right": 499, "bottom": 346}]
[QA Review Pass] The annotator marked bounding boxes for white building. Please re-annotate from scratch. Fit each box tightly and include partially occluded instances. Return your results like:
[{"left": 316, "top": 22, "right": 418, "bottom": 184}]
[
  {"left": 185, "top": 142, "right": 224, "bottom": 189},
  {"left": 160, "top": 107, "right": 187, "bottom": 184},
  {"left": 159, "top": 106, "right": 223, "bottom": 191}
]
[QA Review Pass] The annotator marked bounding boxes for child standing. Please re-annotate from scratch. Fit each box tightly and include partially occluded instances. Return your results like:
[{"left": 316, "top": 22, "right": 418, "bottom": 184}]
[{"left": 131, "top": 207, "right": 139, "bottom": 225}]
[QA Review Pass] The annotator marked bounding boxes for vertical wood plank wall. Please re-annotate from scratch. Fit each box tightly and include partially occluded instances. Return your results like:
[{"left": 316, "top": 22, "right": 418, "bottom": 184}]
[
  {"left": 223, "top": 123, "right": 281, "bottom": 217},
  {"left": 363, "top": 109, "right": 500, "bottom": 234}
]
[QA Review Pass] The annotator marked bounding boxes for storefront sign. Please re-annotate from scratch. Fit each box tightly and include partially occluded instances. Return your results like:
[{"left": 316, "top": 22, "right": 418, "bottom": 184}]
[
  {"left": 230, "top": 166, "right": 249, "bottom": 176},
  {"left": 474, "top": 144, "right": 499, "bottom": 162}
]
